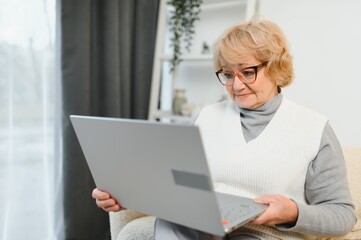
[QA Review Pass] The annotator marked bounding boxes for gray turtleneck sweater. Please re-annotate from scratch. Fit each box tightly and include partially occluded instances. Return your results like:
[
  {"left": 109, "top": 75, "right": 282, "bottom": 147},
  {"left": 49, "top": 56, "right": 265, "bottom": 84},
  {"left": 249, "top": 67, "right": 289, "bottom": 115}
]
[{"left": 239, "top": 94, "right": 356, "bottom": 236}]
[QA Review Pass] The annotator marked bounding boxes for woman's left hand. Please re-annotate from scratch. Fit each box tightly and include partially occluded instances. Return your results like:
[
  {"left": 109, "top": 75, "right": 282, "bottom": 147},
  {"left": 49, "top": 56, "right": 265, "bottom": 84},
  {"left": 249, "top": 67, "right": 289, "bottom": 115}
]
[{"left": 250, "top": 194, "right": 299, "bottom": 226}]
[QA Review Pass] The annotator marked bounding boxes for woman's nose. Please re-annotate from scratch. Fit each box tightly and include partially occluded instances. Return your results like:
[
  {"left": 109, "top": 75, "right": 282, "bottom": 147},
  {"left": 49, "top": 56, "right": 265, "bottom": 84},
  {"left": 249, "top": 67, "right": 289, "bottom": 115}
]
[{"left": 233, "top": 75, "right": 246, "bottom": 90}]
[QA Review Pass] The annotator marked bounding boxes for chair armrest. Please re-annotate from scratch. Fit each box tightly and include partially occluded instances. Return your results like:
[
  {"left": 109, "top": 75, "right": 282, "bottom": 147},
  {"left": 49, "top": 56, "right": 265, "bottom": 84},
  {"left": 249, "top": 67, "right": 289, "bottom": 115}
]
[
  {"left": 316, "top": 228, "right": 361, "bottom": 240},
  {"left": 117, "top": 216, "right": 156, "bottom": 240},
  {"left": 109, "top": 210, "right": 147, "bottom": 239}
]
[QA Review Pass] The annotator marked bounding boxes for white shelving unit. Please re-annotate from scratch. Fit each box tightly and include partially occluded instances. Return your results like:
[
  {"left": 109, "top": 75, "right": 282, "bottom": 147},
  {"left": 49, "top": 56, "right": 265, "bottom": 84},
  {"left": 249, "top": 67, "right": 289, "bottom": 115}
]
[{"left": 148, "top": 0, "right": 258, "bottom": 123}]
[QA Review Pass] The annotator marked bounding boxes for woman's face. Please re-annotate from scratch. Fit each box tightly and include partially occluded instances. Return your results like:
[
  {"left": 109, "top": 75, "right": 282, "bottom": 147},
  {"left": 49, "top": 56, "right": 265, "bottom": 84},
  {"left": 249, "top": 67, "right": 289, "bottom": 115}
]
[{"left": 222, "top": 55, "right": 278, "bottom": 109}]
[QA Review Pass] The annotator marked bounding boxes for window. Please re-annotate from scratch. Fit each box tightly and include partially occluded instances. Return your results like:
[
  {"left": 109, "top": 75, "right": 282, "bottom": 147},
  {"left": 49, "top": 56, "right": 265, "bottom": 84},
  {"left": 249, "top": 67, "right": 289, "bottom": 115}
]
[{"left": 0, "top": 0, "right": 56, "bottom": 238}]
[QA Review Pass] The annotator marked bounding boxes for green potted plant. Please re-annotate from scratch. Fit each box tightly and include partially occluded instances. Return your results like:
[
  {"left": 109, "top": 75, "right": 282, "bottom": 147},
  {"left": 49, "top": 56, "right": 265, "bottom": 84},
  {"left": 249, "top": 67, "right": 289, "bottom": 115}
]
[{"left": 167, "top": 0, "right": 203, "bottom": 71}]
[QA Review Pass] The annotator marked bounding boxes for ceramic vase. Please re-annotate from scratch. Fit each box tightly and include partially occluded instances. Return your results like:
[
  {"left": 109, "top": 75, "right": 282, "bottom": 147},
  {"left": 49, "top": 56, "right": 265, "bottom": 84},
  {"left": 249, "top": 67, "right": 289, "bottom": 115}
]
[{"left": 172, "top": 89, "right": 187, "bottom": 115}]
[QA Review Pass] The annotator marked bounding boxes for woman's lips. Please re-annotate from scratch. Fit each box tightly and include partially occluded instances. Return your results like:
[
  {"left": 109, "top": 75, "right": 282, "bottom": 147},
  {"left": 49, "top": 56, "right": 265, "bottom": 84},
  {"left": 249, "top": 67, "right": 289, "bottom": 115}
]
[{"left": 235, "top": 93, "right": 252, "bottom": 99}]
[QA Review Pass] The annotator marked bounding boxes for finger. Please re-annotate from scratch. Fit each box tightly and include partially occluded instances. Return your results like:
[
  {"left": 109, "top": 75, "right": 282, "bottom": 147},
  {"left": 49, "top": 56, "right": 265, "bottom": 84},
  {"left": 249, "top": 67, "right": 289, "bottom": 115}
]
[
  {"left": 103, "top": 204, "right": 122, "bottom": 212},
  {"left": 254, "top": 195, "right": 276, "bottom": 204},
  {"left": 92, "top": 188, "right": 110, "bottom": 200},
  {"left": 250, "top": 210, "right": 273, "bottom": 225},
  {"left": 96, "top": 198, "right": 116, "bottom": 208},
  {"left": 251, "top": 217, "right": 276, "bottom": 226}
]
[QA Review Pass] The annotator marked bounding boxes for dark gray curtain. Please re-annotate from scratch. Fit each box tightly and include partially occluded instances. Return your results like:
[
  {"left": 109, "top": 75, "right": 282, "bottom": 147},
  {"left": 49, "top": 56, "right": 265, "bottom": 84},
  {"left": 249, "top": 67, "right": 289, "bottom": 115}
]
[{"left": 58, "top": 0, "right": 159, "bottom": 239}]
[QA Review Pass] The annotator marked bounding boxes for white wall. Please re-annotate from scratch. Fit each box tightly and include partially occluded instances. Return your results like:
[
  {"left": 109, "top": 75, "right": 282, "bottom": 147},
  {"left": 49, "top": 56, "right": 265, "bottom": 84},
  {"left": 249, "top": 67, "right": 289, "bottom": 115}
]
[{"left": 260, "top": 0, "right": 361, "bottom": 147}]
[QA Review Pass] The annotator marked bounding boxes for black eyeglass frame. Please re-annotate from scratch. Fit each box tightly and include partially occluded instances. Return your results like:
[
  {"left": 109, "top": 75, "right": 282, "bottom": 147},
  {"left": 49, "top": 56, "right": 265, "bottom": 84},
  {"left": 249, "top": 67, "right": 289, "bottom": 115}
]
[{"left": 215, "top": 62, "right": 268, "bottom": 86}]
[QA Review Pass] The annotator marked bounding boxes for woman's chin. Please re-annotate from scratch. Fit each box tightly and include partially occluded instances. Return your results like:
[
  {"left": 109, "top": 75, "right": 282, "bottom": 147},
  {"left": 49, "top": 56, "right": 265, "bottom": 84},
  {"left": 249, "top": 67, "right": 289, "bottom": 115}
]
[{"left": 233, "top": 95, "right": 256, "bottom": 109}]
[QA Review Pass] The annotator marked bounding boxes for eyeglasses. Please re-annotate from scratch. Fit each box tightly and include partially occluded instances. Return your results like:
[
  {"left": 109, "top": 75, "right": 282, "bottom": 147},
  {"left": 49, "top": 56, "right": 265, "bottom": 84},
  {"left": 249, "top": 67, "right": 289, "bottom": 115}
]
[{"left": 215, "top": 62, "right": 267, "bottom": 86}]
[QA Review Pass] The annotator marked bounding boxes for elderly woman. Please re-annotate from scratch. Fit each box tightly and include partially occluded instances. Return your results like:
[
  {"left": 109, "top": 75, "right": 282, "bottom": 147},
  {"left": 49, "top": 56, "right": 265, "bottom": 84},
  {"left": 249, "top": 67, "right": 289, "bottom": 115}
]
[{"left": 93, "top": 18, "right": 356, "bottom": 239}]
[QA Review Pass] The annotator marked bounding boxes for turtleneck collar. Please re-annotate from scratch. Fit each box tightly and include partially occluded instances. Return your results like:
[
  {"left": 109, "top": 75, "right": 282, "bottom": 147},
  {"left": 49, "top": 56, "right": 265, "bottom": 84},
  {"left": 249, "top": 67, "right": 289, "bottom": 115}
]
[{"left": 238, "top": 94, "right": 283, "bottom": 142}]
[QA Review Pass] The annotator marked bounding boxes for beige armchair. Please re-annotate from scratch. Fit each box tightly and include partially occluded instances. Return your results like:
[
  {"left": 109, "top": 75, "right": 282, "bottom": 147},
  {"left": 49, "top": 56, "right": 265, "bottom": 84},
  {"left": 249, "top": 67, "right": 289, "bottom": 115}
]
[{"left": 109, "top": 147, "right": 361, "bottom": 240}]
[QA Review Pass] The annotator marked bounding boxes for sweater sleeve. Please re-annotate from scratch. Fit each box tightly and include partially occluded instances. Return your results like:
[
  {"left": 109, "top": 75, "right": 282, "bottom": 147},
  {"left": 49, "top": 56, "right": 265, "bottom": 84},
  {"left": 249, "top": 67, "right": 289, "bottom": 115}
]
[{"left": 277, "top": 122, "right": 357, "bottom": 236}]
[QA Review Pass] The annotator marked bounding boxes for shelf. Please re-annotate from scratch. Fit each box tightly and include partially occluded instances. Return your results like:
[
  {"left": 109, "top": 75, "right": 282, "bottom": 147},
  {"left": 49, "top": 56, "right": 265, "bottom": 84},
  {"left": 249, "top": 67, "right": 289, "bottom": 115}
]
[
  {"left": 202, "top": 0, "right": 247, "bottom": 10},
  {"left": 153, "top": 110, "right": 195, "bottom": 123},
  {"left": 160, "top": 54, "right": 213, "bottom": 61},
  {"left": 165, "top": 0, "right": 246, "bottom": 12},
  {"left": 148, "top": 0, "right": 256, "bottom": 122}
]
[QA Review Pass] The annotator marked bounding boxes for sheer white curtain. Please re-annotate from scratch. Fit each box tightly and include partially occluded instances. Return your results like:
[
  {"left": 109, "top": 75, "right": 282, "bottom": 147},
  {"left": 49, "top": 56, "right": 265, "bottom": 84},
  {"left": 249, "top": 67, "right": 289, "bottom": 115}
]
[{"left": 0, "top": 0, "right": 57, "bottom": 239}]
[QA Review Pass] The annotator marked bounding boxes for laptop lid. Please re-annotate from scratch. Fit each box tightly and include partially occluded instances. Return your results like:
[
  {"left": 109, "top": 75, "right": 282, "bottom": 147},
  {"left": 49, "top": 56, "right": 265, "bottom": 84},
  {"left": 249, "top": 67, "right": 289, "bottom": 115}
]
[{"left": 70, "top": 115, "right": 226, "bottom": 236}]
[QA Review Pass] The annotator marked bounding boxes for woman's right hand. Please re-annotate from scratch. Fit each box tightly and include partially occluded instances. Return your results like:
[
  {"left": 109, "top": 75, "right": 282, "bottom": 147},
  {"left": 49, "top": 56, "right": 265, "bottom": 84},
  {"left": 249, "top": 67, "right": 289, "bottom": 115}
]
[{"left": 92, "top": 188, "right": 123, "bottom": 212}]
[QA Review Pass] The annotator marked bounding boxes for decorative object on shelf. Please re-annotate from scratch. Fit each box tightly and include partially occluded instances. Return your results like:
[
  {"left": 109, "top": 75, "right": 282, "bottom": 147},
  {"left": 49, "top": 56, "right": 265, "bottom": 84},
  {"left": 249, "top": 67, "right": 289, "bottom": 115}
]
[
  {"left": 167, "top": 0, "right": 203, "bottom": 71},
  {"left": 201, "top": 41, "right": 210, "bottom": 54},
  {"left": 180, "top": 103, "right": 195, "bottom": 117},
  {"left": 172, "top": 89, "right": 188, "bottom": 115}
]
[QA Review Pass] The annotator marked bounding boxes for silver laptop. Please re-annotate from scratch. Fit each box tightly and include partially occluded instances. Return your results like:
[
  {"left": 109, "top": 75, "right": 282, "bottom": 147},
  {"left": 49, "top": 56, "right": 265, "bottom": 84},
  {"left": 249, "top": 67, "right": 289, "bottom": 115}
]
[{"left": 70, "top": 115, "right": 267, "bottom": 236}]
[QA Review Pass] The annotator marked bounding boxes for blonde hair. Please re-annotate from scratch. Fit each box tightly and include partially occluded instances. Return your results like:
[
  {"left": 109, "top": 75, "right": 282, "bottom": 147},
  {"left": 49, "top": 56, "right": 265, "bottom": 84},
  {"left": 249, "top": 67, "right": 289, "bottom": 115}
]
[{"left": 213, "top": 18, "right": 294, "bottom": 88}]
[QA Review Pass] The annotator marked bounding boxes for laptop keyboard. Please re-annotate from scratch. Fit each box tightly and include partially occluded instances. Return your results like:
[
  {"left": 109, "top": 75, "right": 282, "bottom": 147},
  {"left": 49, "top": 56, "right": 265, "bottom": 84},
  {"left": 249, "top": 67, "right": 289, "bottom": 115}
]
[{"left": 220, "top": 204, "right": 257, "bottom": 225}]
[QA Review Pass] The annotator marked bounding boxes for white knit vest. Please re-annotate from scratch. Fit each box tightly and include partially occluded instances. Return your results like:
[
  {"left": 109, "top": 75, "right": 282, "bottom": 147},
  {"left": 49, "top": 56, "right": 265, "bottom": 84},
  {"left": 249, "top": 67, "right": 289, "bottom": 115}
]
[{"left": 195, "top": 97, "right": 328, "bottom": 240}]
